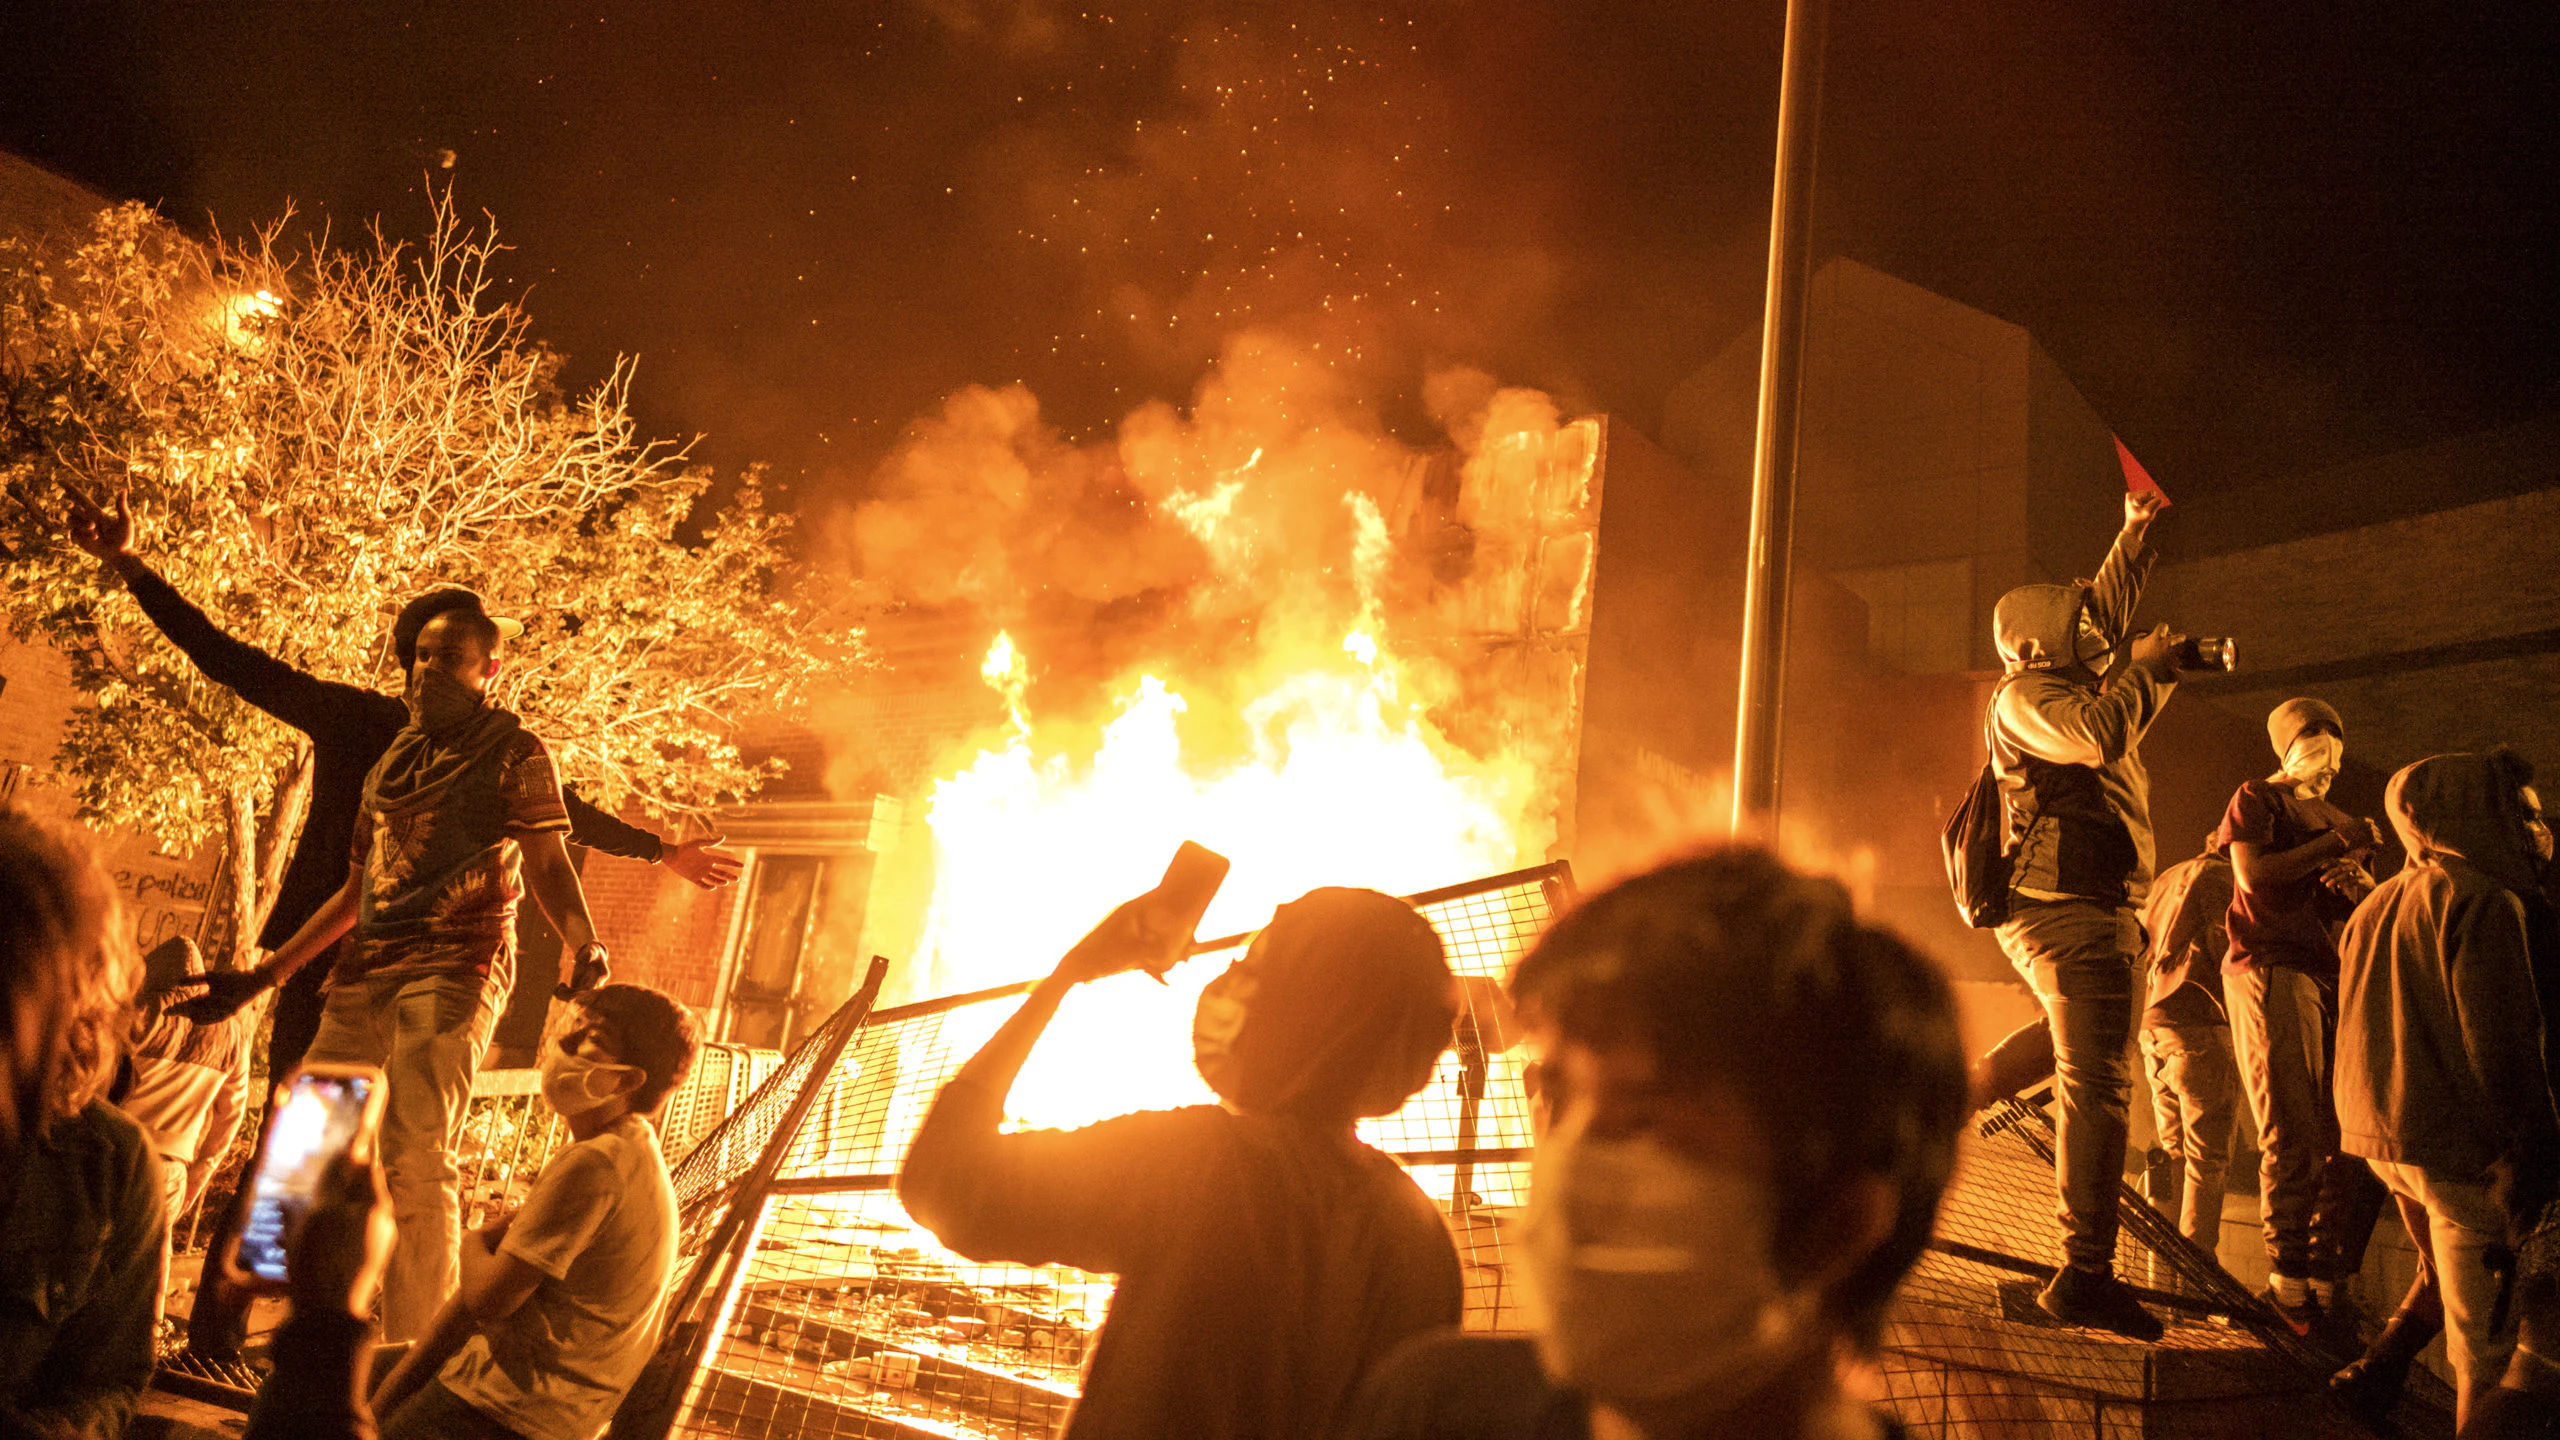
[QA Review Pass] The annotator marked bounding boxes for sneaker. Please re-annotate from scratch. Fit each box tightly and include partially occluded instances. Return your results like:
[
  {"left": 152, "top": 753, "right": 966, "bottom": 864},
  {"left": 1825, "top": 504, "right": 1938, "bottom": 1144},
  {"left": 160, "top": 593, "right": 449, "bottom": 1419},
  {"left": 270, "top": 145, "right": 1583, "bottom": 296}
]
[
  {"left": 2038, "top": 1265, "right": 2167, "bottom": 1342},
  {"left": 2262, "top": 1281, "right": 2321, "bottom": 1339}
]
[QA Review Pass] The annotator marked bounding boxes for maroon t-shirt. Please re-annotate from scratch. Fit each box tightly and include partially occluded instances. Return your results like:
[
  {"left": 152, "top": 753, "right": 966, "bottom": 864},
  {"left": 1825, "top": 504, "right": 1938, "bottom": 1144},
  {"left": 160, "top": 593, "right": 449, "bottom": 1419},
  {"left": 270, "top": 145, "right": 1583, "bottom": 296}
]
[{"left": 2215, "top": 778, "right": 2364, "bottom": 976}]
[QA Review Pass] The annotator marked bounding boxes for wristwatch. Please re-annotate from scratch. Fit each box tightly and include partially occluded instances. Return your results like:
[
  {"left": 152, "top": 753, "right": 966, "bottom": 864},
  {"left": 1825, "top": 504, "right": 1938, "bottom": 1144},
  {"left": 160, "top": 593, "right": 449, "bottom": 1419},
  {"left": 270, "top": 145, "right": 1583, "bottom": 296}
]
[{"left": 555, "top": 942, "right": 611, "bottom": 1000}]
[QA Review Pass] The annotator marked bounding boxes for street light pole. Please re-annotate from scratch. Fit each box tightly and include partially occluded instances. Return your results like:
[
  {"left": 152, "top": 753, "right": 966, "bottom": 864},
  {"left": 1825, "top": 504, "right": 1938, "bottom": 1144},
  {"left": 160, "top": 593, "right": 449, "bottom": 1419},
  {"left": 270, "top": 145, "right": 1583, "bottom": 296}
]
[{"left": 1730, "top": 0, "right": 1830, "bottom": 837}]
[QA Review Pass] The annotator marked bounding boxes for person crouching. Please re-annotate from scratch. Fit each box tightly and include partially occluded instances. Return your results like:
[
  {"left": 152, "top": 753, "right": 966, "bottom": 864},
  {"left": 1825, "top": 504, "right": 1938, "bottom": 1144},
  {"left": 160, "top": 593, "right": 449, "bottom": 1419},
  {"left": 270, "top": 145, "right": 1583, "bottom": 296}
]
[{"left": 367, "top": 984, "right": 698, "bottom": 1440}]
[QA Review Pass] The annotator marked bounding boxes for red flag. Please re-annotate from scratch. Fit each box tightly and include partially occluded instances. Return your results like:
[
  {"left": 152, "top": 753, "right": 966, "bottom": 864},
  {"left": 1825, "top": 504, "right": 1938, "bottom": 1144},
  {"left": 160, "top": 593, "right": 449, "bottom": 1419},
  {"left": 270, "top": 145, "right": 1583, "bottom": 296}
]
[{"left": 2114, "top": 436, "right": 2170, "bottom": 505}]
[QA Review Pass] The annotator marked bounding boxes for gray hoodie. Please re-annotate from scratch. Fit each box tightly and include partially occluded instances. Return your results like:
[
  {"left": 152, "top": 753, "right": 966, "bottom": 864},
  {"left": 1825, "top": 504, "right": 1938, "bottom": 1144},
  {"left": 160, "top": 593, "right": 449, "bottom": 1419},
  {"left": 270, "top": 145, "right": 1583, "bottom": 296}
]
[
  {"left": 2336, "top": 753, "right": 2559, "bottom": 1176},
  {"left": 1988, "top": 526, "right": 2176, "bottom": 906}
]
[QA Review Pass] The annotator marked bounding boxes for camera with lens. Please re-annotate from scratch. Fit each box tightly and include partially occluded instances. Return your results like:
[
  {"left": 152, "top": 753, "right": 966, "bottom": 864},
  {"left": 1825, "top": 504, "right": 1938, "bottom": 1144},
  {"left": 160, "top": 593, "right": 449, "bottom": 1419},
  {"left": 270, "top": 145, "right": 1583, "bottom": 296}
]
[{"left": 2172, "top": 635, "right": 2236, "bottom": 673}]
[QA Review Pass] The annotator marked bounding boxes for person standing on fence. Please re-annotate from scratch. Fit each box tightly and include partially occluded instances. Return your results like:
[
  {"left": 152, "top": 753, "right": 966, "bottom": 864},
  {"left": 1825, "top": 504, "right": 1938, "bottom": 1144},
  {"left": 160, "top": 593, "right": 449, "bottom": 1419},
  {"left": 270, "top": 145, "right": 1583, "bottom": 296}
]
[
  {"left": 174, "top": 600, "right": 614, "bottom": 1345},
  {"left": 367, "top": 983, "right": 695, "bottom": 1440},
  {"left": 2136, "top": 840, "right": 2239, "bottom": 1254},
  {"left": 1342, "top": 848, "right": 1968, "bottom": 1440},
  {"left": 1982, "top": 487, "right": 2178, "bottom": 1341},
  {"left": 50, "top": 483, "right": 737, "bottom": 1104},
  {"left": 0, "top": 806, "right": 165, "bottom": 1439},
  {"left": 899, "top": 886, "right": 1464, "bottom": 1440},
  {"left": 2335, "top": 750, "right": 2559, "bottom": 1428},
  {"left": 2215, "top": 698, "right": 2392, "bottom": 1334}
]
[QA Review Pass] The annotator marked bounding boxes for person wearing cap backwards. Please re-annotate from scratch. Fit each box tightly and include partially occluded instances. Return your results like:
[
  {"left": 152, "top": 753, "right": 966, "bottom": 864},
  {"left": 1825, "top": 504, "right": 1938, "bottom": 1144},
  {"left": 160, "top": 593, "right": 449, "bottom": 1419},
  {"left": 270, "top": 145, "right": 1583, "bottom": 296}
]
[
  {"left": 2212, "top": 697, "right": 2390, "bottom": 1335},
  {"left": 50, "top": 484, "right": 738, "bottom": 1094},
  {"left": 161, "top": 593, "right": 612, "bottom": 1345},
  {"left": 898, "top": 887, "right": 1464, "bottom": 1440},
  {"left": 1979, "top": 487, "right": 2188, "bottom": 1340}
]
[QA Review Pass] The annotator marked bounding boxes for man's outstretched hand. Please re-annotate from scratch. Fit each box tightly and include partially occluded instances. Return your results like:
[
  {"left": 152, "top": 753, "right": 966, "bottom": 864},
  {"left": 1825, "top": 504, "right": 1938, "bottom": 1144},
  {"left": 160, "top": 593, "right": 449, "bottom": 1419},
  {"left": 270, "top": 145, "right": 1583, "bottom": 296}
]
[
  {"left": 662, "top": 833, "right": 743, "bottom": 890},
  {"left": 57, "top": 480, "right": 138, "bottom": 565},
  {"left": 168, "top": 969, "right": 273, "bottom": 1025}
]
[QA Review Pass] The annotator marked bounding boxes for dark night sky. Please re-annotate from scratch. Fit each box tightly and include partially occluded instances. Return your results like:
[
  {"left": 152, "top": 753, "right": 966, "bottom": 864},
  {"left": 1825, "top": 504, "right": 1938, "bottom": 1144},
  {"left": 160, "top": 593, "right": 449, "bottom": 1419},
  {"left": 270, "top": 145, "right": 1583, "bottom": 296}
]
[{"left": 3, "top": 1, "right": 2553, "bottom": 520}]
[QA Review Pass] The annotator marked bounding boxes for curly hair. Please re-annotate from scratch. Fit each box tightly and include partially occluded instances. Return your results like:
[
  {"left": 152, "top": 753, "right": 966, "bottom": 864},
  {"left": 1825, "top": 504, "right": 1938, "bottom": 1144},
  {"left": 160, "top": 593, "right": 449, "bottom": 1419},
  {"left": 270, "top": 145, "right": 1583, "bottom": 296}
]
[
  {"left": 0, "top": 807, "right": 140, "bottom": 1149},
  {"left": 1508, "top": 846, "right": 1968, "bottom": 1348}
]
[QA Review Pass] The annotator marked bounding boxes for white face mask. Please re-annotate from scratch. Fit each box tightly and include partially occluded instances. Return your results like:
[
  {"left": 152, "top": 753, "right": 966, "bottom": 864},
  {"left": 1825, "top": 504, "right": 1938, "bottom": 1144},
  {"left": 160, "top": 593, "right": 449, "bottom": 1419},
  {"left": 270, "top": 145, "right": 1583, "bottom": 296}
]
[
  {"left": 1513, "top": 1118, "right": 1816, "bottom": 1409},
  {"left": 539, "top": 1044, "right": 640, "bottom": 1118},
  {"left": 2279, "top": 734, "right": 2344, "bottom": 800}
]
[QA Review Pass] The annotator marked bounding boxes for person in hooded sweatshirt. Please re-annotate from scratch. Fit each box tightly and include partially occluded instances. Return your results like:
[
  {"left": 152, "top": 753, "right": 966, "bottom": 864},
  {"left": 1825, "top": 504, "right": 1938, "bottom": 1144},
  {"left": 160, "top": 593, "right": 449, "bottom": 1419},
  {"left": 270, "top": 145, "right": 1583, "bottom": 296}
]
[
  {"left": 2213, "top": 698, "right": 2391, "bottom": 1332},
  {"left": 2336, "top": 749, "right": 2560, "bottom": 1428},
  {"left": 1981, "top": 487, "right": 2186, "bottom": 1340},
  {"left": 898, "top": 886, "right": 1463, "bottom": 1440}
]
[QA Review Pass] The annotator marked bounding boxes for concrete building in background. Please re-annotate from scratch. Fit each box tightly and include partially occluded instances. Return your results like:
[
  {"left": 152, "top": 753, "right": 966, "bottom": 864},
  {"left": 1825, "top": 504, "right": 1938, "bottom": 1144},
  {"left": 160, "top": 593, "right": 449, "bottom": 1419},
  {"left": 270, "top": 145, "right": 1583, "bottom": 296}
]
[
  {"left": 1661, "top": 255, "right": 2560, "bottom": 979},
  {"left": 1665, "top": 258, "right": 2128, "bottom": 675}
]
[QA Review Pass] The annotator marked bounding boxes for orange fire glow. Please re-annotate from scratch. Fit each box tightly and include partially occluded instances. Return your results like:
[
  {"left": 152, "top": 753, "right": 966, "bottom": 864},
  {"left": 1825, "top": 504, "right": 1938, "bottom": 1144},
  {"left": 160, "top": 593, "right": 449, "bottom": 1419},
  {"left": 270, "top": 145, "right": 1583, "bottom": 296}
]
[{"left": 861, "top": 345, "right": 1599, "bottom": 1129}]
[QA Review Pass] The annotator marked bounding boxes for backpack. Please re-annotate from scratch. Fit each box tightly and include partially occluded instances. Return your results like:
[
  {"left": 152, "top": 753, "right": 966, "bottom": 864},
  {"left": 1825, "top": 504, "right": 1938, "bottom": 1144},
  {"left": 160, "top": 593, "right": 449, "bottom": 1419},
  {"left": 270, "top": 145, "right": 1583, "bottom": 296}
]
[{"left": 1942, "top": 679, "right": 2016, "bottom": 928}]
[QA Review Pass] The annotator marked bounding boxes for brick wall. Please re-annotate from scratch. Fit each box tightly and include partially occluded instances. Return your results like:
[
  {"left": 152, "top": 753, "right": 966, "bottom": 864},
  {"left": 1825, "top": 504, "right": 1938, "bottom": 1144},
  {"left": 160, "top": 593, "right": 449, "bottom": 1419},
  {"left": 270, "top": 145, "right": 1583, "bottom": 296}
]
[
  {"left": 577, "top": 845, "right": 739, "bottom": 1013},
  {"left": 0, "top": 633, "right": 221, "bottom": 952},
  {"left": 2148, "top": 485, "right": 2560, "bottom": 772}
]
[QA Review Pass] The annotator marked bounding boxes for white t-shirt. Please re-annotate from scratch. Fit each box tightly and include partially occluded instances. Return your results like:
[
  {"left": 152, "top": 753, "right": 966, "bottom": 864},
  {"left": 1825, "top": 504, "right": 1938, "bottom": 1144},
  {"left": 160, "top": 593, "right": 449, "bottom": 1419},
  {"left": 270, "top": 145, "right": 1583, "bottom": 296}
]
[{"left": 441, "top": 1113, "right": 679, "bottom": 1440}]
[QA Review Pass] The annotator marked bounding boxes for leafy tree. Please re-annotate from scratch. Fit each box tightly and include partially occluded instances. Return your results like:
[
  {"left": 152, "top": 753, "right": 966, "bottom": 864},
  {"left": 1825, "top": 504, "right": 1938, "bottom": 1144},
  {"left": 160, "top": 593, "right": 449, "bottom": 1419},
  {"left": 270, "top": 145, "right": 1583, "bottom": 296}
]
[{"left": 1, "top": 193, "right": 857, "bottom": 963}]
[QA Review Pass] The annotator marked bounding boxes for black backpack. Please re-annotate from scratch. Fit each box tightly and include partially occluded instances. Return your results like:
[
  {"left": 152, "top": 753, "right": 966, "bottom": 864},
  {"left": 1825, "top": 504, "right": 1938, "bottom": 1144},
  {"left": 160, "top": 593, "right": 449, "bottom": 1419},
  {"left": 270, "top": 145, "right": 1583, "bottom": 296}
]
[{"left": 1942, "top": 681, "right": 2015, "bottom": 928}]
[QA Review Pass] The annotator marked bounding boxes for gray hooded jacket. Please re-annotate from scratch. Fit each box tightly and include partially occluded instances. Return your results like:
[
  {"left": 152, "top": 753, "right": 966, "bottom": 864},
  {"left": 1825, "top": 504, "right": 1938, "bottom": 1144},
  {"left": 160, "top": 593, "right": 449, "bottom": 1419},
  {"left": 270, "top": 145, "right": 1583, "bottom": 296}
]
[
  {"left": 1988, "top": 526, "right": 2175, "bottom": 906},
  {"left": 2336, "top": 753, "right": 2560, "bottom": 1176}
]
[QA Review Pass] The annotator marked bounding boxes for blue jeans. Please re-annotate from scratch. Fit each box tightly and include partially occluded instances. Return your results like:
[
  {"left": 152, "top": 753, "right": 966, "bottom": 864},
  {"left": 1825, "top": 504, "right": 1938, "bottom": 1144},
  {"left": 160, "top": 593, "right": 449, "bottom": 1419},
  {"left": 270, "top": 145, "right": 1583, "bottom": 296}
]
[{"left": 1997, "top": 899, "right": 2140, "bottom": 1274}]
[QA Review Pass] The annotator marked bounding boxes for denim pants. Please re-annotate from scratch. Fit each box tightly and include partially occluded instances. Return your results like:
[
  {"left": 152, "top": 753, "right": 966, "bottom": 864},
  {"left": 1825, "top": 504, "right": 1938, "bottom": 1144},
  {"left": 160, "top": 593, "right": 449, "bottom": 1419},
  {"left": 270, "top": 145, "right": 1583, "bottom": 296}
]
[
  {"left": 2226, "top": 965, "right": 2388, "bottom": 1279},
  {"left": 2139, "top": 1022, "right": 2239, "bottom": 1252},
  {"left": 1996, "top": 899, "right": 2141, "bottom": 1274},
  {"left": 301, "top": 969, "right": 504, "bottom": 1344}
]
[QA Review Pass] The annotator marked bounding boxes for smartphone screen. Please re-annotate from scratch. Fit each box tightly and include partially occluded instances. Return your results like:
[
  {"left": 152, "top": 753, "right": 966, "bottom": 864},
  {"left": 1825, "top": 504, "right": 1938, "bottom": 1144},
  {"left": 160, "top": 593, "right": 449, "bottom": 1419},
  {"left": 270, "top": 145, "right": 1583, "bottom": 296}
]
[
  {"left": 1143, "top": 841, "right": 1232, "bottom": 972},
  {"left": 234, "top": 1068, "right": 381, "bottom": 1283}
]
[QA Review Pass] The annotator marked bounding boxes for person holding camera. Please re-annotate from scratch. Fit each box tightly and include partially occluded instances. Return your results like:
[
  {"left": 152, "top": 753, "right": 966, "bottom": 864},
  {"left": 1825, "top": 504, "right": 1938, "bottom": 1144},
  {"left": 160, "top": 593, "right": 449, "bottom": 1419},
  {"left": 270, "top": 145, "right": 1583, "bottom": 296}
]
[
  {"left": 2213, "top": 698, "right": 2391, "bottom": 1335},
  {"left": 1982, "top": 488, "right": 2184, "bottom": 1340}
]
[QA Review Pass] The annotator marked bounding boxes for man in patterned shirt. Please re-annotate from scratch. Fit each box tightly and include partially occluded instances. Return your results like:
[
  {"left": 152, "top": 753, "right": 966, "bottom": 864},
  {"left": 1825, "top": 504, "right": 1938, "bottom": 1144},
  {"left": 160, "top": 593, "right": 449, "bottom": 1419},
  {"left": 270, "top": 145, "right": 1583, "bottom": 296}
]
[{"left": 178, "top": 600, "right": 611, "bottom": 1343}]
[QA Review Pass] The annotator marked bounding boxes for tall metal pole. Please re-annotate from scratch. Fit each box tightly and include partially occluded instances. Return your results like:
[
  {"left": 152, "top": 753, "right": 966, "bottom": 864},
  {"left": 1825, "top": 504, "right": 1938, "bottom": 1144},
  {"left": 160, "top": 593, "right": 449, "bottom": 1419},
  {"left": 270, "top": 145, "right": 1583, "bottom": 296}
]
[{"left": 1730, "top": 0, "right": 1830, "bottom": 837}]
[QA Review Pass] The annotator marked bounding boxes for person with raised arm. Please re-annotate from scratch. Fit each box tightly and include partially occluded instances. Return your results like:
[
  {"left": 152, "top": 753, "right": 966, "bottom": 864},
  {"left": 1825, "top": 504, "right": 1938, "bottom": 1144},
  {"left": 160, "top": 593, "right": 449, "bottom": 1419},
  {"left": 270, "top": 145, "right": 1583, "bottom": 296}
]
[{"left": 899, "top": 886, "right": 1464, "bottom": 1440}]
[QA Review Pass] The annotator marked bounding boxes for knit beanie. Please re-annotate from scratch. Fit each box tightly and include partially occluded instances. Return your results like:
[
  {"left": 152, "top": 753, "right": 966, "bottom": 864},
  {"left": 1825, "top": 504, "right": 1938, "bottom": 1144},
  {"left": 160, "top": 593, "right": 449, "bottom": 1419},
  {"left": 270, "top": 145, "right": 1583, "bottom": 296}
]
[{"left": 2267, "top": 698, "right": 2344, "bottom": 760}]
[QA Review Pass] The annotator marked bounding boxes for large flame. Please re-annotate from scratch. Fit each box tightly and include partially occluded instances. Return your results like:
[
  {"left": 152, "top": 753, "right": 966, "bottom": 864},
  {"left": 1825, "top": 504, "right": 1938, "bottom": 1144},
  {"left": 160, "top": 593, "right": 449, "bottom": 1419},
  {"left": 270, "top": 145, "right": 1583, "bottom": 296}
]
[{"left": 847, "top": 339, "right": 1597, "bottom": 1129}]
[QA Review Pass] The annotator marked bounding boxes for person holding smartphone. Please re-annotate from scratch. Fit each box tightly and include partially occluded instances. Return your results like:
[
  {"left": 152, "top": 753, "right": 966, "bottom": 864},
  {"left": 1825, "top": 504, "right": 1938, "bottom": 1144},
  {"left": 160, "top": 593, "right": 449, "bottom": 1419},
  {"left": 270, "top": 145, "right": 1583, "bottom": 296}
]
[{"left": 898, "top": 884, "right": 1465, "bottom": 1440}]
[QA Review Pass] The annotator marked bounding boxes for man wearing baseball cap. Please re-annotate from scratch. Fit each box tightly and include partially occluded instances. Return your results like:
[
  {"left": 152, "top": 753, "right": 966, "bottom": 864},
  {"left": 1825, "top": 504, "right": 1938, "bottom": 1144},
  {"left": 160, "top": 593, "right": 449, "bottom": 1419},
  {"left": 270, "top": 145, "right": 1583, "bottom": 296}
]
[
  {"left": 51, "top": 483, "right": 739, "bottom": 1349},
  {"left": 176, "top": 593, "right": 598, "bottom": 1344}
]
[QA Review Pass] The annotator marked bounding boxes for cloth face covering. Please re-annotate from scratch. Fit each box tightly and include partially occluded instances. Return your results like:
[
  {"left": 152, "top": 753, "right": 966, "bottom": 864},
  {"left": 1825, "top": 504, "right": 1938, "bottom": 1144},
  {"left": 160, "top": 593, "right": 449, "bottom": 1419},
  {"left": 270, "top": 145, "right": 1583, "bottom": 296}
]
[
  {"left": 1514, "top": 1115, "right": 1815, "bottom": 1408},
  {"left": 2072, "top": 604, "right": 2113, "bottom": 672},
  {"left": 539, "top": 1044, "right": 640, "bottom": 1118},
  {"left": 2279, "top": 734, "right": 2345, "bottom": 801},
  {"left": 404, "top": 665, "right": 486, "bottom": 736}
]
